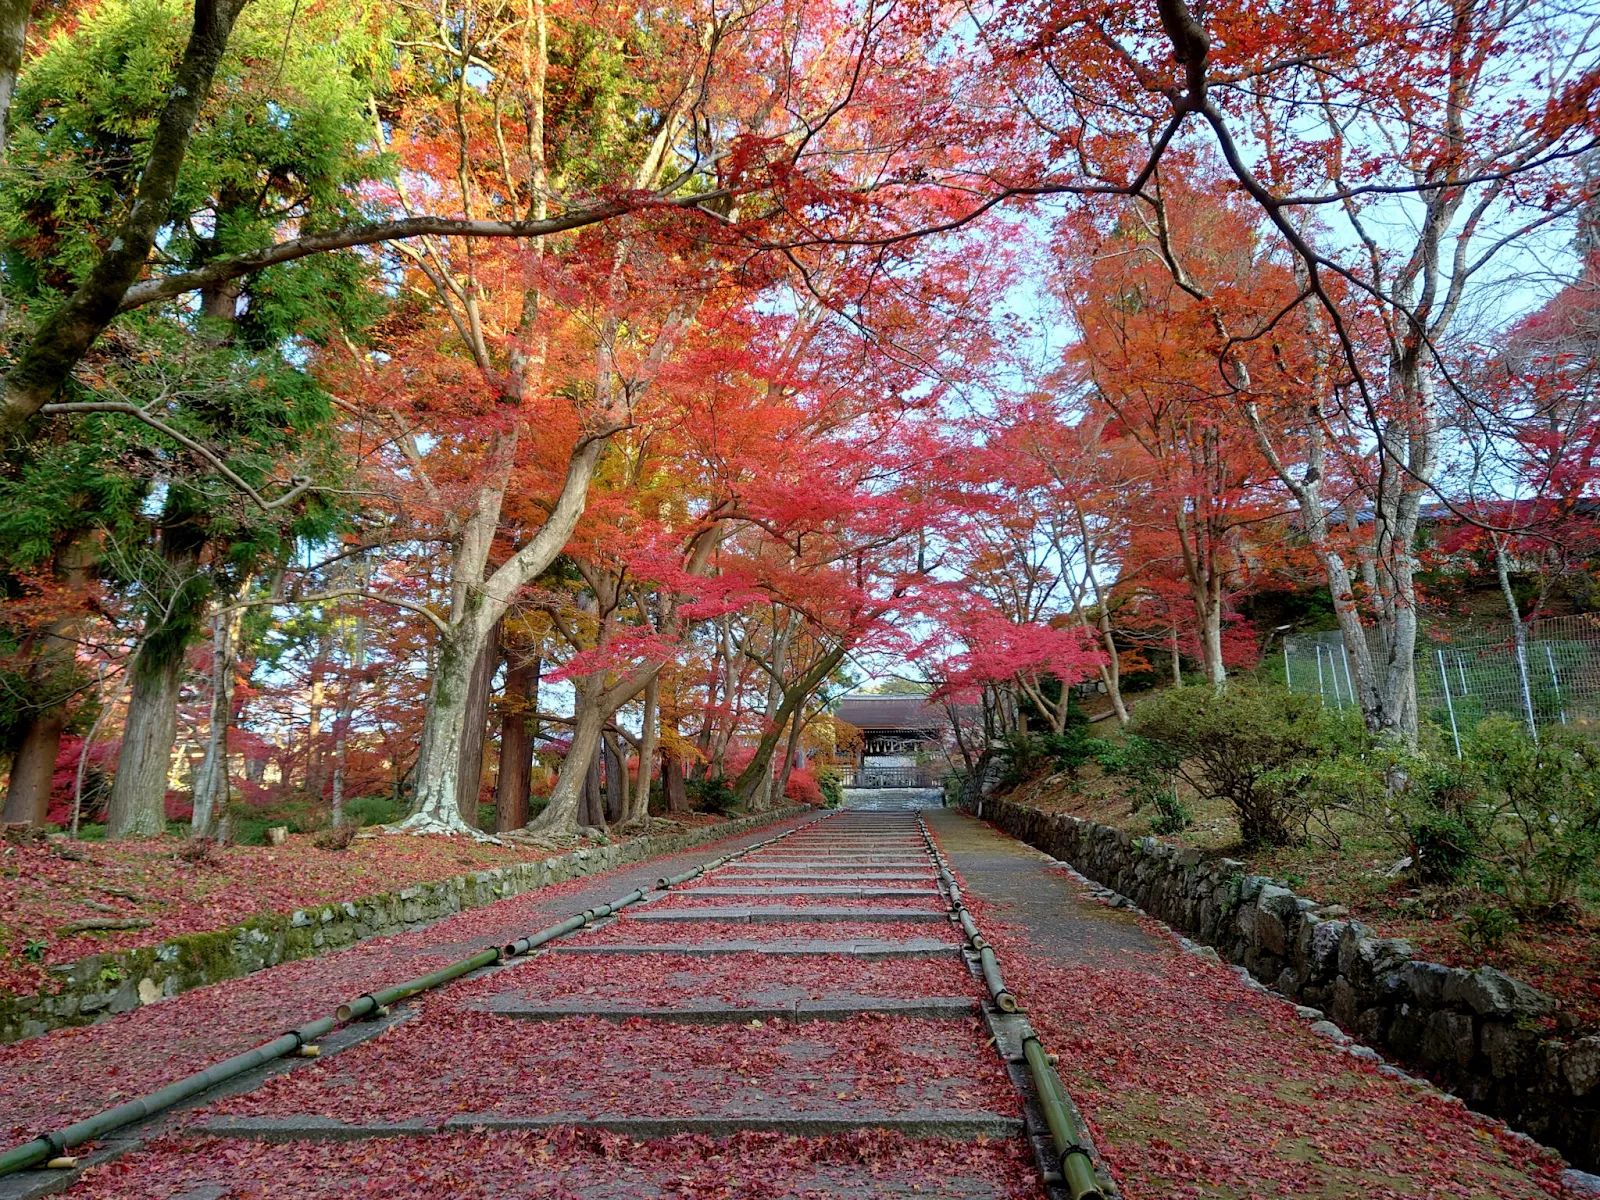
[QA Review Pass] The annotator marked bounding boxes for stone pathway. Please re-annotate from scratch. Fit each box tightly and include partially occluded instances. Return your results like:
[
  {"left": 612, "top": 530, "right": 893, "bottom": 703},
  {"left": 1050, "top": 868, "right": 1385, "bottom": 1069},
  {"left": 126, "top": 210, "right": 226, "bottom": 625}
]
[
  {"left": 925, "top": 808, "right": 1583, "bottom": 1199},
  {"left": 6, "top": 800, "right": 1586, "bottom": 1199},
  {"left": 22, "top": 809, "right": 1055, "bottom": 1199}
]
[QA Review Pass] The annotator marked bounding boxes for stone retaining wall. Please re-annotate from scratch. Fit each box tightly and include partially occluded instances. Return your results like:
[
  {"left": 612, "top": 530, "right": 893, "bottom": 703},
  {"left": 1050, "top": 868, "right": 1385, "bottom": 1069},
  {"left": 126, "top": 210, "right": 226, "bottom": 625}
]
[
  {"left": 963, "top": 792, "right": 1600, "bottom": 1171},
  {"left": 1, "top": 807, "right": 806, "bottom": 1045}
]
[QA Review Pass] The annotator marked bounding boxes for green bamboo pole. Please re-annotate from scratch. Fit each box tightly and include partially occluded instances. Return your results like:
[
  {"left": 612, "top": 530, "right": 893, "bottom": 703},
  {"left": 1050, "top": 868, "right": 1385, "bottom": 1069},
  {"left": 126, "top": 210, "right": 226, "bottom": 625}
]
[
  {"left": 336, "top": 946, "right": 502, "bottom": 1021},
  {"left": 0, "top": 1013, "right": 337, "bottom": 1175},
  {"left": 1022, "top": 1036, "right": 1105, "bottom": 1200},
  {"left": 978, "top": 945, "right": 1018, "bottom": 1012},
  {"left": 0, "top": 809, "right": 828, "bottom": 1179},
  {"left": 502, "top": 914, "right": 587, "bottom": 960},
  {"left": 957, "top": 907, "right": 986, "bottom": 950}
]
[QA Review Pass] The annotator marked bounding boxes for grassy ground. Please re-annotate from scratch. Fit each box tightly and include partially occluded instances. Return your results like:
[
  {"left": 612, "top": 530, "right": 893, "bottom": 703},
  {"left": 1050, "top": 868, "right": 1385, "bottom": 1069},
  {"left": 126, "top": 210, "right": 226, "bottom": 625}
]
[{"left": 1005, "top": 758, "right": 1600, "bottom": 1033}]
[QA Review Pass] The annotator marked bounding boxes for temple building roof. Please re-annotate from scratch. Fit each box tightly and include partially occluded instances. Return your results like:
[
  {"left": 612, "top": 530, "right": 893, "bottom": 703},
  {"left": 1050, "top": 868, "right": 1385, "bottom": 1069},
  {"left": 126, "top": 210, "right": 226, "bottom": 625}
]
[{"left": 833, "top": 693, "right": 944, "bottom": 733}]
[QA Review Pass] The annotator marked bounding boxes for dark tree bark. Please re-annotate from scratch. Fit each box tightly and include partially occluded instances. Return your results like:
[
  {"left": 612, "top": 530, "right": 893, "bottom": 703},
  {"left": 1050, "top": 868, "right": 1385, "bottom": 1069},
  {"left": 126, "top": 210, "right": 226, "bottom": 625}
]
[
  {"left": 105, "top": 513, "right": 207, "bottom": 839},
  {"left": 580, "top": 752, "right": 603, "bottom": 828},
  {"left": 663, "top": 751, "right": 689, "bottom": 812},
  {"left": 2, "top": 706, "right": 66, "bottom": 825},
  {"left": 0, "top": 0, "right": 28, "bottom": 161},
  {"left": 453, "top": 621, "right": 500, "bottom": 829},
  {"left": 105, "top": 655, "right": 185, "bottom": 838},
  {"left": 494, "top": 655, "right": 539, "bottom": 832},
  {"left": 602, "top": 732, "right": 625, "bottom": 824}
]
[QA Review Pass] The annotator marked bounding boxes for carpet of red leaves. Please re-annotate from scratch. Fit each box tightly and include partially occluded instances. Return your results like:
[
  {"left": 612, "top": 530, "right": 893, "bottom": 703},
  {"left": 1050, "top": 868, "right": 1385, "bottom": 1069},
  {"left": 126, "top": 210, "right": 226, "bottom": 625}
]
[
  {"left": 0, "top": 828, "right": 703, "bottom": 997},
  {"left": 32, "top": 815, "right": 1040, "bottom": 1200},
  {"left": 651, "top": 891, "right": 946, "bottom": 910},
  {"left": 948, "top": 882, "right": 1580, "bottom": 1198},
  {"left": 211, "top": 1007, "right": 1017, "bottom": 1122},
  {"left": 486, "top": 950, "right": 980, "bottom": 1006},
  {"left": 0, "top": 821, "right": 816, "bottom": 1141},
  {"left": 576, "top": 919, "right": 959, "bottom": 945},
  {"left": 63, "top": 1127, "right": 1044, "bottom": 1199}
]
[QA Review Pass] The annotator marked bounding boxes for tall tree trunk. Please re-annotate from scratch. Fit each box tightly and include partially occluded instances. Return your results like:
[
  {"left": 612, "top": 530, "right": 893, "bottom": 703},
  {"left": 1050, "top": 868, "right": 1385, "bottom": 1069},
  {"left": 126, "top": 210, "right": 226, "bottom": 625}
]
[
  {"left": 3, "top": 707, "right": 66, "bottom": 826},
  {"left": 191, "top": 593, "right": 248, "bottom": 837},
  {"left": 733, "top": 645, "right": 846, "bottom": 806},
  {"left": 395, "top": 437, "right": 606, "bottom": 836},
  {"left": 691, "top": 645, "right": 721, "bottom": 782},
  {"left": 628, "top": 673, "right": 658, "bottom": 824},
  {"left": 453, "top": 621, "right": 500, "bottom": 828},
  {"left": 753, "top": 612, "right": 793, "bottom": 809},
  {"left": 775, "top": 705, "right": 805, "bottom": 804},
  {"left": 602, "top": 732, "right": 625, "bottom": 824},
  {"left": 302, "top": 633, "right": 331, "bottom": 801},
  {"left": 537, "top": 690, "right": 607, "bottom": 833},
  {"left": 494, "top": 654, "right": 539, "bottom": 832},
  {"left": 581, "top": 743, "right": 603, "bottom": 828},
  {"left": 329, "top": 601, "right": 368, "bottom": 829},
  {"left": 2, "top": 539, "right": 93, "bottom": 825},
  {"left": 106, "top": 654, "right": 184, "bottom": 838},
  {"left": 105, "top": 517, "right": 205, "bottom": 840}
]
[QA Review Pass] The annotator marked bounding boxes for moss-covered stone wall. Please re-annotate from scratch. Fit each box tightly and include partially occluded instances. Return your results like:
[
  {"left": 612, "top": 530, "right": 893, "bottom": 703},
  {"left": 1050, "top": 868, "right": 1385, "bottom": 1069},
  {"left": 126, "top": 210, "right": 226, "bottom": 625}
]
[{"left": 962, "top": 793, "right": 1600, "bottom": 1173}]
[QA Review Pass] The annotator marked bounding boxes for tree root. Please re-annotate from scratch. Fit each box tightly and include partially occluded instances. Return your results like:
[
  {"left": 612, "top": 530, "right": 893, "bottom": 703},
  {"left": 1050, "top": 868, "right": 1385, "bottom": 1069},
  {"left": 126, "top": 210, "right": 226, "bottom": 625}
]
[{"left": 382, "top": 812, "right": 504, "bottom": 844}]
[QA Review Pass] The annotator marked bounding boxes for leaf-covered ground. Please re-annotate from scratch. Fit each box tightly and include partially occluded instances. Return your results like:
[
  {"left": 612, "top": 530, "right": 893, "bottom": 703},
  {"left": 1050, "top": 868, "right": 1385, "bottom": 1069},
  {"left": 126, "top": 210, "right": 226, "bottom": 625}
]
[
  {"left": 22, "top": 807, "right": 1580, "bottom": 1199},
  {"left": 0, "top": 819, "right": 742, "bottom": 997},
  {"left": 927, "top": 819, "right": 1582, "bottom": 1200},
  {"left": 1011, "top": 766, "right": 1600, "bottom": 1030},
  {"left": 0, "top": 817, "right": 818, "bottom": 1141},
  {"left": 62, "top": 1127, "right": 1045, "bottom": 1199},
  {"left": 576, "top": 918, "right": 958, "bottom": 944},
  {"left": 210, "top": 1009, "right": 1017, "bottom": 1122},
  {"left": 483, "top": 950, "right": 979, "bottom": 1006},
  {"left": 651, "top": 891, "right": 945, "bottom": 910},
  {"left": 35, "top": 810, "right": 1040, "bottom": 1199}
]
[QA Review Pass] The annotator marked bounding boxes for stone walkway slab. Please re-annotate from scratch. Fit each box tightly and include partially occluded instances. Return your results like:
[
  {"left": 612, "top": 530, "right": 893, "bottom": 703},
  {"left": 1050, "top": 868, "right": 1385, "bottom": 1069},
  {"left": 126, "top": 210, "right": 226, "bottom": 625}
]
[
  {"left": 552, "top": 938, "right": 962, "bottom": 958},
  {"left": 476, "top": 995, "right": 979, "bottom": 1022},
  {"left": 630, "top": 906, "right": 948, "bottom": 923},
  {"left": 199, "top": 1111, "right": 1025, "bottom": 1140},
  {"left": 675, "top": 885, "right": 937, "bottom": 897}
]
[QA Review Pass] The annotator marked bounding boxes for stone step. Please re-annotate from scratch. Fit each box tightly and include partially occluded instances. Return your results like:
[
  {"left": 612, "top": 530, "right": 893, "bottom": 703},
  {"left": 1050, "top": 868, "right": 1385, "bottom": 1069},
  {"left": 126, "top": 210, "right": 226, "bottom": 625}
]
[
  {"left": 729, "top": 861, "right": 931, "bottom": 870},
  {"left": 716, "top": 876, "right": 934, "bottom": 883},
  {"left": 676, "top": 885, "right": 937, "bottom": 896},
  {"left": 551, "top": 938, "right": 961, "bottom": 958},
  {"left": 476, "top": 994, "right": 979, "bottom": 1023},
  {"left": 630, "top": 906, "right": 948, "bottom": 923},
  {"left": 199, "top": 1111, "right": 1024, "bottom": 1142}
]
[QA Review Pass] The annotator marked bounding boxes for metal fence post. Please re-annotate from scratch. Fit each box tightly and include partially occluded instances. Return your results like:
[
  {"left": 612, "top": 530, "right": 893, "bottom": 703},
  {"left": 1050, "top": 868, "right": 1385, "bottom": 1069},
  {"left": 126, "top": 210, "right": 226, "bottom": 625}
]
[
  {"left": 1514, "top": 639, "right": 1539, "bottom": 742},
  {"left": 1284, "top": 644, "right": 1293, "bottom": 691},
  {"left": 1437, "top": 649, "right": 1462, "bottom": 759},
  {"left": 1341, "top": 647, "right": 1357, "bottom": 709},
  {"left": 1315, "top": 645, "right": 1326, "bottom": 701},
  {"left": 1544, "top": 644, "right": 1567, "bottom": 724}
]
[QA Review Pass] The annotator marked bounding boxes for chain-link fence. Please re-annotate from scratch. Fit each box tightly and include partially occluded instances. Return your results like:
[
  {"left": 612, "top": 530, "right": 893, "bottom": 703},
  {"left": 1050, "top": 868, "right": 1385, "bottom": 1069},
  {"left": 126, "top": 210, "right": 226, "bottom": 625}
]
[{"left": 1284, "top": 614, "right": 1600, "bottom": 746}]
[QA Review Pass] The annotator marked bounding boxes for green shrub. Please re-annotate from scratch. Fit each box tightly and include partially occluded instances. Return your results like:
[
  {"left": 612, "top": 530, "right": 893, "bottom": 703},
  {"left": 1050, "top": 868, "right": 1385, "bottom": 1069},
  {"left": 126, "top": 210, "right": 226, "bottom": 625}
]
[
  {"left": 687, "top": 776, "right": 738, "bottom": 816},
  {"left": 342, "top": 794, "right": 404, "bottom": 827},
  {"left": 1150, "top": 790, "right": 1193, "bottom": 835},
  {"left": 1468, "top": 718, "right": 1600, "bottom": 920},
  {"left": 1460, "top": 903, "right": 1517, "bottom": 952},
  {"left": 1407, "top": 810, "right": 1480, "bottom": 884},
  {"left": 1132, "top": 683, "right": 1351, "bottom": 848},
  {"left": 1103, "top": 735, "right": 1190, "bottom": 834},
  {"left": 814, "top": 767, "right": 844, "bottom": 808},
  {"left": 1001, "top": 725, "right": 1112, "bottom": 788}
]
